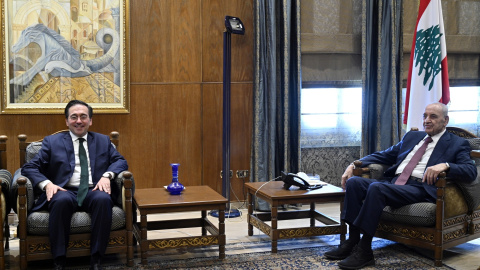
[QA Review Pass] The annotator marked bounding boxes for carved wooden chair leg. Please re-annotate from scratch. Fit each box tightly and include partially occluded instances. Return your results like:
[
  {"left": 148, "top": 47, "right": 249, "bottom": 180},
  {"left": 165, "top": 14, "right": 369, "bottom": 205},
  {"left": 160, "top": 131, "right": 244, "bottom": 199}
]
[{"left": 4, "top": 218, "right": 9, "bottom": 251}]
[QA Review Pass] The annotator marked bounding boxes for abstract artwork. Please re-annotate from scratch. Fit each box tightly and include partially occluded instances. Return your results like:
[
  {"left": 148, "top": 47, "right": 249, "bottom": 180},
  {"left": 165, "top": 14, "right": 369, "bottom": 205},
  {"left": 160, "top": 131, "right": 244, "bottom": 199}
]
[{"left": 1, "top": 0, "right": 129, "bottom": 113}]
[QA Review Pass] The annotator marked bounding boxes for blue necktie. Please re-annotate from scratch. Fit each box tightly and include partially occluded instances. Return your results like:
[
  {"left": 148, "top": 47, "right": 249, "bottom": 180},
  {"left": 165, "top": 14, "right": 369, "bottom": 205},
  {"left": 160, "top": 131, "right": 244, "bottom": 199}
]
[{"left": 77, "top": 138, "right": 89, "bottom": 206}]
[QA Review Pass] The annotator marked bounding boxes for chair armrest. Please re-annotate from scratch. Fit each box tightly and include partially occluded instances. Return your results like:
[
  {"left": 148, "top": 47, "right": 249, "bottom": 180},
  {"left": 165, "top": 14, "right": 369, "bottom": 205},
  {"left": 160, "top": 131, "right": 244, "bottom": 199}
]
[
  {"left": 0, "top": 170, "right": 12, "bottom": 190},
  {"left": 353, "top": 160, "right": 390, "bottom": 180},
  {"left": 113, "top": 171, "right": 134, "bottom": 233},
  {"left": 112, "top": 171, "right": 134, "bottom": 211},
  {"left": 0, "top": 169, "right": 12, "bottom": 215},
  {"left": 15, "top": 177, "right": 29, "bottom": 239},
  {"left": 435, "top": 173, "right": 447, "bottom": 188},
  {"left": 11, "top": 171, "right": 35, "bottom": 214},
  {"left": 435, "top": 173, "right": 447, "bottom": 206},
  {"left": 352, "top": 160, "right": 370, "bottom": 176}
]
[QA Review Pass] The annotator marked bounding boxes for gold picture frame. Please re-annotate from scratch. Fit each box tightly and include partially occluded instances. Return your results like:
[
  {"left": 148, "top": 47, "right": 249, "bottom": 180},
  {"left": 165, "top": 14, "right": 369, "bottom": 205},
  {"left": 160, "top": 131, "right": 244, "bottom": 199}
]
[{"left": 0, "top": 0, "right": 129, "bottom": 114}]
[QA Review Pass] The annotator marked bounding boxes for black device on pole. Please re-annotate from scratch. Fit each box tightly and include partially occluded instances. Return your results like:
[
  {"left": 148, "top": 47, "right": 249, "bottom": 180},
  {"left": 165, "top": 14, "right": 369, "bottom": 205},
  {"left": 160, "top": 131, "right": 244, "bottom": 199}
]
[{"left": 211, "top": 16, "right": 245, "bottom": 218}]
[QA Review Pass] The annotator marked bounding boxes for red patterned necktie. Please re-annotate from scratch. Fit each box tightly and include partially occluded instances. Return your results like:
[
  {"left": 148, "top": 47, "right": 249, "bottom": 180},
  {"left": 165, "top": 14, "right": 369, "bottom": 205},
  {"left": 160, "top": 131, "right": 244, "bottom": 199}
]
[{"left": 395, "top": 136, "right": 433, "bottom": 185}]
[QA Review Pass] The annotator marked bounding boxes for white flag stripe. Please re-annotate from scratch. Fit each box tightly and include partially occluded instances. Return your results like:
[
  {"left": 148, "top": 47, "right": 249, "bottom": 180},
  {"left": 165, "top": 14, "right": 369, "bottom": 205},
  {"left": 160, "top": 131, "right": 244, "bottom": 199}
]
[
  {"left": 417, "top": 0, "right": 447, "bottom": 57},
  {"left": 404, "top": 0, "right": 449, "bottom": 131}
]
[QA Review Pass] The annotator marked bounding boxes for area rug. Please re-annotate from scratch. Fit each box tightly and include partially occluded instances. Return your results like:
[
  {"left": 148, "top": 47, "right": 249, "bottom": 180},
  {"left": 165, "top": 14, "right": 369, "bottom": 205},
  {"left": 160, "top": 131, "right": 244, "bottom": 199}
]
[{"left": 93, "top": 239, "right": 454, "bottom": 270}]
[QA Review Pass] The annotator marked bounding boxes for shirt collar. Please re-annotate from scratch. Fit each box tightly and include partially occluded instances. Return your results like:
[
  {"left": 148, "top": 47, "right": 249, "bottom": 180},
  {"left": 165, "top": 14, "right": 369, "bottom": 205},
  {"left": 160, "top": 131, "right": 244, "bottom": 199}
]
[
  {"left": 70, "top": 131, "right": 88, "bottom": 142},
  {"left": 425, "top": 128, "right": 446, "bottom": 143}
]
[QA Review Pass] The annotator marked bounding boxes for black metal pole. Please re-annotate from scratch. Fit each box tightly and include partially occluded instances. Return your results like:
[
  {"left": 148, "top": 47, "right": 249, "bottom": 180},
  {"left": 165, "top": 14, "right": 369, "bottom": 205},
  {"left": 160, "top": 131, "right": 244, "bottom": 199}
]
[
  {"left": 212, "top": 16, "right": 244, "bottom": 219},
  {"left": 222, "top": 30, "right": 231, "bottom": 201},
  {"left": 219, "top": 30, "right": 241, "bottom": 218}
]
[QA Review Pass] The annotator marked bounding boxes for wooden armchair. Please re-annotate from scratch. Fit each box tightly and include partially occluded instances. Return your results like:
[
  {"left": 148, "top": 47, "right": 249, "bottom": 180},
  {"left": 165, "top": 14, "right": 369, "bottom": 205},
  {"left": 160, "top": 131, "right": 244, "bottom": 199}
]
[
  {"left": 0, "top": 135, "right": 12, "bottom": 270},
  {"left": 352, "top": 127, "right": 480, "bottom": 266},
  {"left": 11, "top": 131, "right": 134, "bottom": 270}
]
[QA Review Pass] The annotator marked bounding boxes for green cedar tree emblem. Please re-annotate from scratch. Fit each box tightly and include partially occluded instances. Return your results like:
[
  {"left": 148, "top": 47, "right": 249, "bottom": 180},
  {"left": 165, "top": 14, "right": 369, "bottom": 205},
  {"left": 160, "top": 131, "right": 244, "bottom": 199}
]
[{"left": 414, "top": 24, "right": 443, "bottom": 91}]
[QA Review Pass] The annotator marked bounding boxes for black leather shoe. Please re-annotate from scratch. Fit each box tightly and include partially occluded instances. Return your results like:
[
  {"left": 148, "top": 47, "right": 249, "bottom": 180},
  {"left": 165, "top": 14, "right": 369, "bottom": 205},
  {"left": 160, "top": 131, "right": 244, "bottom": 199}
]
[
  {"left": 54, "top": 256, "right": 66, "bottom": 270},
  {"left": 337, "top": 245, "right": 375, "bottom": 269},
  {"left": 90, "top": 263, "right": 103, "bottom": 270},
  {"left": 324, "top": 239, "right": 357, "bottom": 260},
  {"left": 54, "top": 263, "right": 65, "bottom": 270}
]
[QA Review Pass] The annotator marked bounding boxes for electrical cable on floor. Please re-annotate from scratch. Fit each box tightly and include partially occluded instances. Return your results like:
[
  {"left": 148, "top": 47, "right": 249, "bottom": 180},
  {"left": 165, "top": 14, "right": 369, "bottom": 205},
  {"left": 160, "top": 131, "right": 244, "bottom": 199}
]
[
  {"left": 223, "top": 184, "right": 245, "bottom": 223},
  {"left": 231, "top": 179, "right": 248, "bottom": 210},
  {"left": 253, "top": 176, "right": 281, "bottom": 219},
  {"left": 209, "top": 176, "right": 280, "bottom": 226}
]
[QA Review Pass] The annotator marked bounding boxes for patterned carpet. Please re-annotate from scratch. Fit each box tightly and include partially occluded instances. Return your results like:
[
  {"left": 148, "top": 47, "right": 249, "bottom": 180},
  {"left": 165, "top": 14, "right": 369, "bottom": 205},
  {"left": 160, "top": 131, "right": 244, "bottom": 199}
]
[{"left": 76, "top": 238, "right": 455, "bottom": 270}]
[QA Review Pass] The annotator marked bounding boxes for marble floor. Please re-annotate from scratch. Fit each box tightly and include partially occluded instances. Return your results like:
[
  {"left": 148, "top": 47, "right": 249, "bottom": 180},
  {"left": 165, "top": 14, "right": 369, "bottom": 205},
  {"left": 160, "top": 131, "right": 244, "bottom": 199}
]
[{"left": 3, "top": 202, "right": 480, "bottom": 269}]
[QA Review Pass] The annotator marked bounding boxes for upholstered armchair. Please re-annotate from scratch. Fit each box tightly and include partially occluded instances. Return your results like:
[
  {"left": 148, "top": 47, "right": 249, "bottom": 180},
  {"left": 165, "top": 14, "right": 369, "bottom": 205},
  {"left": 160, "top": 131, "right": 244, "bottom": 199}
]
[
  {"left": 0, "top": 135, "right": 12, "bottom": 269},
  {"left": 11, "top": 131, "right": 135, "bottom": 270},
  {"left": 352, "top": 127, "right": 480, "bottom": 266}
]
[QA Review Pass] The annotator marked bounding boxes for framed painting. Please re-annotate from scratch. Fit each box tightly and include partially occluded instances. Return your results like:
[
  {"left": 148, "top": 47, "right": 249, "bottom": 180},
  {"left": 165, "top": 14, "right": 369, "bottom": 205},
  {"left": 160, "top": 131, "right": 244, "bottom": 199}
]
[{"left": 0, "top": 0, "right": 129, "bottom": 114}]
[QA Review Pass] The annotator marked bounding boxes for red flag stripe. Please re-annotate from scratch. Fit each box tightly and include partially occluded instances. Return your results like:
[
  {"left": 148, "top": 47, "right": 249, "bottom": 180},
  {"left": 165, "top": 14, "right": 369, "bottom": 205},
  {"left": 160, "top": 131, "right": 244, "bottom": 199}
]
[{"left": 439, "top": 57, "right": 450, "bottom": 104}]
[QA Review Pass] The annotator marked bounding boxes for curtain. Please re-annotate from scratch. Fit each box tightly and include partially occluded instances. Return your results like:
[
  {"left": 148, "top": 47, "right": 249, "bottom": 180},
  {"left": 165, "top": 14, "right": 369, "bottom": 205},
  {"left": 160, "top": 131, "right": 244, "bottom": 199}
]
[
  {"left": 251, "top": 0, "right": 301, "bottom": 210},
  {"left": 361, "top": 0, "right": 404, "bottom": 156}
]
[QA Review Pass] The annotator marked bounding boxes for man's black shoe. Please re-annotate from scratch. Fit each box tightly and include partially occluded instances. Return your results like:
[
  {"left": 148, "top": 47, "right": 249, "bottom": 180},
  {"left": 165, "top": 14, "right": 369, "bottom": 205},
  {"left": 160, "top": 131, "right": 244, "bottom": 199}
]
[
  {"left": 324, "top": 239, "right": 357, "bottom": 260},
  {"left": 337, "top": 245, "right": 375, "bottom": 269},
  {"left": 90, "top": 263, "right": 103, "bottom": 270},
  {"left": 54, "top": 256, "right": 66, "bottom": 270},
  {"left": 54, "top": 263, "right": 65, "bottom": 270}
]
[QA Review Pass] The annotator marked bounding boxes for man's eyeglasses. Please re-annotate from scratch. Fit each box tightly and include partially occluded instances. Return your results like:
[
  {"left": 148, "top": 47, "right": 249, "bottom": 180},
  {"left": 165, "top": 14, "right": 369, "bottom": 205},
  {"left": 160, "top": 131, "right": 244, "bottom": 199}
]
[{"left": 69, "top": 114, "right": 89, "bottom": 121}]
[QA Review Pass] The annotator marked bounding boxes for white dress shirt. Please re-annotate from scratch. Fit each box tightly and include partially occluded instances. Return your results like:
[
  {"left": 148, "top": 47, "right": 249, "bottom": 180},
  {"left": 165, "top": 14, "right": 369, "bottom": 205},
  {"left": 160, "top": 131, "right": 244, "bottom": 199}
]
[
  {"left": 67, "top": 132, "right": 93, "bottom": 187},
  {"left": 38, "top": 132, "right": 92, "bottom": 191},
  {"left": 395, "top": 129, "right": 446, "bottom": 178}
]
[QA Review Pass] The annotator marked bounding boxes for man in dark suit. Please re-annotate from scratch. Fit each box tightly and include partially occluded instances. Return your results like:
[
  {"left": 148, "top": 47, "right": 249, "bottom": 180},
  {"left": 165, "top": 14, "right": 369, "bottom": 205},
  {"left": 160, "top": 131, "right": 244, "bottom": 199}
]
[
  {"left": 325, "top": 103, "right": 477, "bottom": 269},
  {"left": 22, "top": 100, "right": 128, "bottom": 270}
]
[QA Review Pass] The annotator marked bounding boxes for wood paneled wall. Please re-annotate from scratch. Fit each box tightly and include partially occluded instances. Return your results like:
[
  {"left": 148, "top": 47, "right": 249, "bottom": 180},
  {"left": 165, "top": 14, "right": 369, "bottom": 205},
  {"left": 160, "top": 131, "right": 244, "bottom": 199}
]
[{"left": 0, "top": 0, "right": 254, "bottom": 201}]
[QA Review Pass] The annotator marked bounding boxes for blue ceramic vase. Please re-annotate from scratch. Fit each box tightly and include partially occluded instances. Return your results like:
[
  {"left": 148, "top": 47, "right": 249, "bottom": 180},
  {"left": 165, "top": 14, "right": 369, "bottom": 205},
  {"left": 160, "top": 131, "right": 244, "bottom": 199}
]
[{"left": 167, "top": 163, "right": 184, "bottom": 195}]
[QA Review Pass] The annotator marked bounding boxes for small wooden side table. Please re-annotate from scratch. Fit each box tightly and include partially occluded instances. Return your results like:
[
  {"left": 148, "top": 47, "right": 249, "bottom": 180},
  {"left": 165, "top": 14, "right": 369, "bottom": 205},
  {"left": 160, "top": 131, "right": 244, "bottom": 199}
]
[
  {"left": 245, "top": 181, "right": 346, "bottom": 253},
  {"left": 133, "top": 186, "right": 227, "bottom": 265}
]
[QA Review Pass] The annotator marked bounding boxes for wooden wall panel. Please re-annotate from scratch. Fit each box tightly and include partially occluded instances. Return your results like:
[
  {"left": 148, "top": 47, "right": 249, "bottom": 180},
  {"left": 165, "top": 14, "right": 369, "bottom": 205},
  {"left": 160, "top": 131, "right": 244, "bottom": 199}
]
[
  {"left": 130, "top": 0, "right": 202, "bottom": 83},
  {"left": 1, "top": 114, "right": 68, "bottom": 175},
  {"left": 0, "top": 0, "right": 254, "bottom": 201},
  {"left": 202, "top": 83, "right": 252, "bottom": 201},
  {"left": 202, "top": 0, "right": 254, "bottom": 82},
  {"left": 202, "top": 84, "right": 223, "bottom": 193},
  {"left": 229, "top": 83, "right": 253, "bottom": 201},
  {"left": 121, "top": 84, "right": 203, "bottom": 188}
]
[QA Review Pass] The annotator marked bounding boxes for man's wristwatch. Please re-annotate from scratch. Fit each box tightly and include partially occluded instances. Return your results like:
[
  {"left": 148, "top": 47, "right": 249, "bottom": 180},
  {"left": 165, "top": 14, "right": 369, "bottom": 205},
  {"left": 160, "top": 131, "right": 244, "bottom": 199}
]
[{"left": 102, "top": 172, "right": 113, "bottom": 180}]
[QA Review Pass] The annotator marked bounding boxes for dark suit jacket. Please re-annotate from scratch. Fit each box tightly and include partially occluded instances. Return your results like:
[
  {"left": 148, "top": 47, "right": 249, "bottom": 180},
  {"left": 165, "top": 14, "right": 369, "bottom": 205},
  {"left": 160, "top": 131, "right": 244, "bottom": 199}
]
[
  {"left": 359, "top": 130, "right": 477, "bottom": 198},
  {"left": 22, "top": 131, "right": 128, "bottom": 211}
]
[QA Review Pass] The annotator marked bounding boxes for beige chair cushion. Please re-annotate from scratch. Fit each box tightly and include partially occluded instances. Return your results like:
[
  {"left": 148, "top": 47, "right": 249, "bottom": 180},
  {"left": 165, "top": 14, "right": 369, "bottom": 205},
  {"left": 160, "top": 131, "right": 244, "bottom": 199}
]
[{"left": 26, "top": 206, "right": 126, "bottom": 235}]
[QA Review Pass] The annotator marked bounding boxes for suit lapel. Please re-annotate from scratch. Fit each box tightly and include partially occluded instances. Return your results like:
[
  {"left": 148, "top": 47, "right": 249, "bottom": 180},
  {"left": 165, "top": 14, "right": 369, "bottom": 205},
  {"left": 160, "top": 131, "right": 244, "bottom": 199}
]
[
  {"left": 397, "top": 133, "right": 425, "bottom": 166},
  {"left": 63, "top": 132, "right": 75, "bottom": 173},
  {"left": 87, "top": 132, "right": 96, "bottom": 178},
  {"left": 427, "top": 132, "right": 450, "bottom": 167}
]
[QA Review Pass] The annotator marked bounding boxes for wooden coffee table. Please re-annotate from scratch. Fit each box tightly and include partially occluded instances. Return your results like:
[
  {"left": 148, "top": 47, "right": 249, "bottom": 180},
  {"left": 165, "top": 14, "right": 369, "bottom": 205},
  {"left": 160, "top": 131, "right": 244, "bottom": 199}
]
[
  {"left": 133, "top": 186, "right": 228, "bottom": 265},
  {"left": 245, "top": 181, "right": 346, "bottom": 253}
]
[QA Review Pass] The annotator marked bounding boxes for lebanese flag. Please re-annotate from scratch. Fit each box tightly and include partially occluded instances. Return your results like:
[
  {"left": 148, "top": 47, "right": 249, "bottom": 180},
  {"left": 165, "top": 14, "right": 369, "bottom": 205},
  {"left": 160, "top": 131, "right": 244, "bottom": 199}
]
[{"left": 403, "top": 0, "right": 450, "bottom": 131}]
